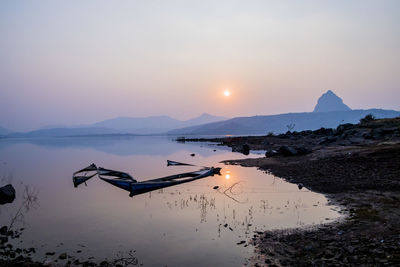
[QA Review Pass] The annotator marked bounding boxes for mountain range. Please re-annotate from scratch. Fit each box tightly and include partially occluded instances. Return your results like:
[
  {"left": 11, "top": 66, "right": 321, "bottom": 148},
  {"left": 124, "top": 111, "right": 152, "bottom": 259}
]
[
  {"left": 169, "top": 91, "right": 399, "bottom": 135},
  {"left": 0, "top": 126, "right": 13, "bottom": 135},
  {"left": 168, "top": 109, "right": 400, "bottom": 135},
  {"left": 1, "top": 91, "right": 399, "bottom": 137},
  {"left": 2, "top": 113, "right": 227, "bottom": 138}
]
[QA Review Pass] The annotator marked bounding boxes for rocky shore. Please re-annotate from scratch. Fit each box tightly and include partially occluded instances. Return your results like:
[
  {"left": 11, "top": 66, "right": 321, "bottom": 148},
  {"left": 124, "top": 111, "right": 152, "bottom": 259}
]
[{"left": 182, "top": 116, "right": 400, "bottom": 266}]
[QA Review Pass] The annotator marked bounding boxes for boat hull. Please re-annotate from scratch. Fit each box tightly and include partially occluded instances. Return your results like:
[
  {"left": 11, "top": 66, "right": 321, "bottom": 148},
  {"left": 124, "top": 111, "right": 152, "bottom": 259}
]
[{"left": 100, "top": 168, "right": 220, "bottom": 197}]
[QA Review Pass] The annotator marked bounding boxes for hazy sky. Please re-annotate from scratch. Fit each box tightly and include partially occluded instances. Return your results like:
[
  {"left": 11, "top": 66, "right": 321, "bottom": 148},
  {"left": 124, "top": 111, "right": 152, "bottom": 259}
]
[{"left": 1, "top": 0, "right": 399, "bottom": 131}]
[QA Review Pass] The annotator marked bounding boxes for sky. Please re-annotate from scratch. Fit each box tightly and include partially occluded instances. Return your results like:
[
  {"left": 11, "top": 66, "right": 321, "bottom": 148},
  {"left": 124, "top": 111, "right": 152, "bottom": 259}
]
[{"left": 0, "top": 0, "right": 399, "bottom": 131}]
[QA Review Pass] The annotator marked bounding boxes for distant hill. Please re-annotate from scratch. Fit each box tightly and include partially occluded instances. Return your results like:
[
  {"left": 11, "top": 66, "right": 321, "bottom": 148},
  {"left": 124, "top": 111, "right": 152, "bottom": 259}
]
[
  {"left": 314, "top": 90, "right": 351, "bottom": 112},
  {"left": 0, "top": 126, "right": 13, "bottom": 136},
  {"left": 8, "top": 127, "right": 122, "bottom": 138},
  {"left": 92, "top": 113, "right": 227, "bottom": 134},
  {"left": 5, "top": 113, "right": 227, "bottom": 138},
  {"left": 168, "top": 109, "right": 400, "bottom": 135}
]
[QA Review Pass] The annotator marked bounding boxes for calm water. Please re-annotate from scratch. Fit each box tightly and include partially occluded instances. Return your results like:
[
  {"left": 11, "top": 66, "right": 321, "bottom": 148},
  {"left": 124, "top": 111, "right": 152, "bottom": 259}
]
[{"left": 0, "top": 136, "right": 340, "bottom": 266}]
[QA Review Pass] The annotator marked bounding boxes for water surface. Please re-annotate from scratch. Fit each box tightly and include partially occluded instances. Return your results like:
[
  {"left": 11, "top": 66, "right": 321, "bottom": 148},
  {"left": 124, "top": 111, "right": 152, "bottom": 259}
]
[{"left": 0, "top": 136, "right": 340, "bottom": 266}]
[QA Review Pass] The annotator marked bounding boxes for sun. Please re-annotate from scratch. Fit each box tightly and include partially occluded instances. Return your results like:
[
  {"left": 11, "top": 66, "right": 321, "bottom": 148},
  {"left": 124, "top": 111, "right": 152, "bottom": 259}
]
[{"left": 224, "top": 90, "right": 230, "bottom": 97}]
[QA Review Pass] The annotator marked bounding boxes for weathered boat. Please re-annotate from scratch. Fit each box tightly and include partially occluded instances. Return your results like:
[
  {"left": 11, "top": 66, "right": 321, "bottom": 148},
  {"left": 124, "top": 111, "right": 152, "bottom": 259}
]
[
  {"left": 166, "top": 160, "right": 195, "bottom": 166},
  {"left": 72, "top": 163, "right": 98, "bottom": 188},
  {"left": 98, "top": 166, "right": 221, "bottom": 197}
]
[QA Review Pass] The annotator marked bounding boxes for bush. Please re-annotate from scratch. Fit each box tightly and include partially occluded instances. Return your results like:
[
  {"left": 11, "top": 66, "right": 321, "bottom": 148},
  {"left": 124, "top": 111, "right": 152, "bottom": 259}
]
[{"left": 360, "top": 114, "right": 375, "bottom": 124}]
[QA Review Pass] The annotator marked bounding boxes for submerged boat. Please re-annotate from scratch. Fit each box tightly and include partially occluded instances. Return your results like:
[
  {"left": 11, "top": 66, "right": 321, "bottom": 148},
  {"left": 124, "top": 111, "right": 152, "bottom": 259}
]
[
  {"left": 72, "top": 161, "right": 221, "bottom": 197},
  {"left": 166, "top": 160, "right": 195, "bottom": 166},
  {"left": 98, "top": 167, "right": 221, "bottom": 197},
  {"left": 72, "top": 163, "right": 98, "bottom": 188}
]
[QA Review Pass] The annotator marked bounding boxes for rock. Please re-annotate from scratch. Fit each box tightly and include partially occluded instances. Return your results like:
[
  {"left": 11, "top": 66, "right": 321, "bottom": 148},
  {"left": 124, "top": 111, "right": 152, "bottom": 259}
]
[
  {"left": 298, "top": 183, "right": 303, "bottom": 190},
  {"left": 59, "top": 253, "right": 67, "bottom": 260},
  {"left": 213, "top": 186, "right": 219, "bottom": 190},
  {"left": 296, "top": 146, "right": 311, "bottom": 155},
  {"left": 190, "top": 153, "right": 195, "bottom": 157},
  {"left": 336, "top": 123, "right": 354, "bottom": 133},
  {"left": 304, "top": 245, "right": 313, "bottom": 251},
  {"left": 0, "top": 184, "right": 16, "bottom": 205},
  {"left": 381, "top": 127, "right": 397, "bottom": 135},
  {"left": 0, "top": 226, "right": 7, "bottom": 235},
  {"left": 15, "top": 255, "right": 24, "bottom": 261},
  {"left": 278, "top": 146, "right": 298, "bottom": 156},
  {"left": 236, "top": 241, "right": 246, "bottom": 245},
  {"left": 6, "top": 230, "right": 13, "bottom": 237},
  {"left": 46, "top": 252, "right": 56, "bottom": 256},
  {"left": 232, "top": 144, "right": 250, "bottom": 155},
  {"left": 313, "top": 127, "right": 334, "bottom": 136},
  {"left": 265, "top": 150, "right": 278, "bottom": 157},
  {"left": 349, "top": 137, "right": 364, "bottom": 144},
  {"left": 240, "top": 144, "right": 250, "bottom": 155},
  {"left": 362, "top": 132, "right": 373, "bottom": 139},
  {"left": 262, "top": 140, "right": 270, "bottom": 146},
  {"left": 0, "top": 236, "right": 8, "bottom": 245},
  {"left": 319, "top": 136, "right": 337, "bottom": 145}
]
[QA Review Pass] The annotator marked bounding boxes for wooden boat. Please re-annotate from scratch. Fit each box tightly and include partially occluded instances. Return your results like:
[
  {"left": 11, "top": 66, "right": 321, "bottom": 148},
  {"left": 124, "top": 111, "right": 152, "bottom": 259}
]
[
  {"left": 98, "top": 166, "right": 221, "bottom": 197},
  {"left": 166, "top": 160, "right": 195, "bottom": 166},
  {"left": 72, "top": 163, "right": 98, "bottom": 188}
]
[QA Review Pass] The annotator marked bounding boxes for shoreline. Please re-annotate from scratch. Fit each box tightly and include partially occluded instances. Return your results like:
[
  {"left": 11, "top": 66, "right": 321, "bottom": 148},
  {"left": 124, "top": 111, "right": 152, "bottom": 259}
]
[{"left": 184, "top": 118, "right": 400, "bottom": 266}]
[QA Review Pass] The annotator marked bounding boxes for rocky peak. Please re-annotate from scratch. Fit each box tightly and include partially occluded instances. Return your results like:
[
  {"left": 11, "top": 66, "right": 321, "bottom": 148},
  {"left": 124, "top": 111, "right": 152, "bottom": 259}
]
[{"left": 313, "top": 90, "right": 351, "bottom": 112}]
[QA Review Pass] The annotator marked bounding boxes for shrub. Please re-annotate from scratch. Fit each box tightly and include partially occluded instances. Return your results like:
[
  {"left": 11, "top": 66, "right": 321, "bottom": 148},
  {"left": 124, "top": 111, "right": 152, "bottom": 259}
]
[{"left": 360, "top": 114, "right": 375, "bottom": 124}]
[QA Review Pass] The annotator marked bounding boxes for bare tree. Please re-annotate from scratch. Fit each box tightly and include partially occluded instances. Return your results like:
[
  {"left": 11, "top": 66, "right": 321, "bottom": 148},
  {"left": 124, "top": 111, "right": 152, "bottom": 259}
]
[
  {"left": 8, "top": 185, "right": 39, "bottom": 230},
  {"left": 286, "top": 123, "right": 295, "bottom": 132}
]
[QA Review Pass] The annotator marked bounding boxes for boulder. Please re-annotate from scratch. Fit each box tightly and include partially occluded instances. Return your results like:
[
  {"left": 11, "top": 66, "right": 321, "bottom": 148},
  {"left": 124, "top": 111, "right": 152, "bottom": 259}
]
[
  {"left": 278, "top": 145, "right": 311, "bottom": 156},
  {"left": 296, "top": 146, "right": 312, "bottom": 155},
  {"left": 313, "top": 127, "right": 334, "bottom": 136},
  {"left": 278, "top": 146, "right": 298, "bottom": 156},
  {"left": 241, "top": 144, "right": 250, "bottom": 155},
  {"left": 265, "top": 150, "right": 278, "bottom": 157},
  {"left": 0, "top": 226, "right": 7, "bottom": 235},
  {"left": 0, "top": 184, "right": 16, "bottom": 205},
  {"left": 349, "top": 137, "right": 365, "bottom": 144},
  {"left": 336, "top": 123, "right": 354, "bottom": 134},
  {"left": 0, "top": 236, "right": 8, "bottom": 245},
  {"left": 319, "top": 136, "right": 337, "bottom": 145},
  {"left": 232, "top": 144, "right": 250, "bottom": 155}
]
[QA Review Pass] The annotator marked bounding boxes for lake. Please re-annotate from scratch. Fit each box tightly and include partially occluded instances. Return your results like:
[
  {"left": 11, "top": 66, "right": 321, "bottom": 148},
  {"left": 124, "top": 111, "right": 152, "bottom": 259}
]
[{"left": 0, "top": 136, "right": 340, "bottom": 266}]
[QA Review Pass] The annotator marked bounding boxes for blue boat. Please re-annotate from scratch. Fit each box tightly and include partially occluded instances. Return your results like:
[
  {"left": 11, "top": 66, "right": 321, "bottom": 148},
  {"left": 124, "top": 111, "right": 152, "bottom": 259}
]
[
  {"left": 73, "top": 161, "right": 221, "bottom": 197},
  {"left": 72, "top": 163, "right": 98, "bottom": 188},
  {"left": 98, "top": 167, "right": 221, "bottom": 197}
]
